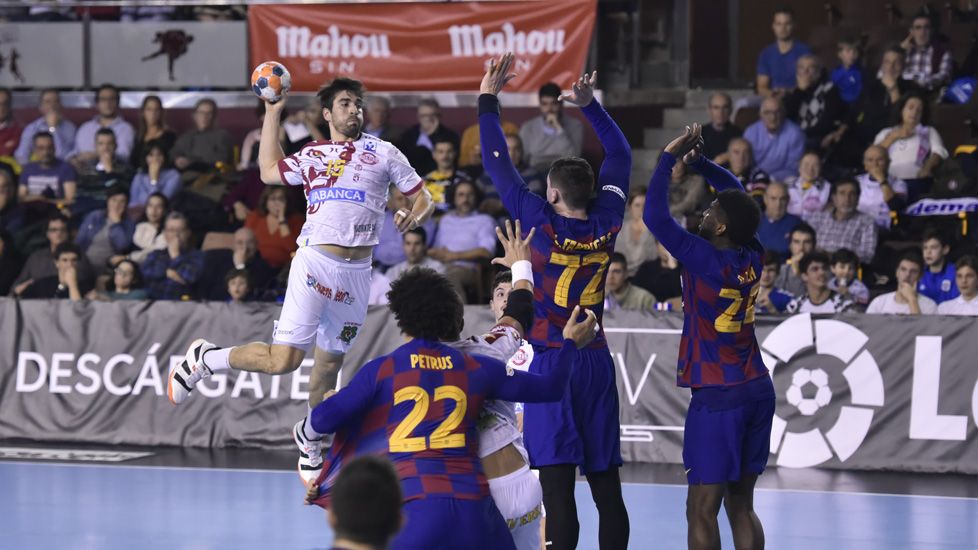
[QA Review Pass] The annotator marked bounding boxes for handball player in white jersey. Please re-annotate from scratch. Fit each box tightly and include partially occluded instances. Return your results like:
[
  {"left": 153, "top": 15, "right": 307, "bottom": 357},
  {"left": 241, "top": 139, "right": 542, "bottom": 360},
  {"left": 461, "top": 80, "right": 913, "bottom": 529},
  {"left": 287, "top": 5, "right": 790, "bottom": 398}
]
[{"left": 167, "top": 77, "right": 433, "bottom": 483}]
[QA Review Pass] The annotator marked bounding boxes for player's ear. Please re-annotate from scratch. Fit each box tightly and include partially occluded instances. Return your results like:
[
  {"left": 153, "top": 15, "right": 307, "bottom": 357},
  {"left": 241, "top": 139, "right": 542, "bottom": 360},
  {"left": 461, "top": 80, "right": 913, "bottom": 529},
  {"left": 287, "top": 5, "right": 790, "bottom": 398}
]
[
  {"left": 547, "top": 186, "right": 560, "bottom": 205},
  {"left": 322, "top": 106, "right": 331, "bottom": 123}
]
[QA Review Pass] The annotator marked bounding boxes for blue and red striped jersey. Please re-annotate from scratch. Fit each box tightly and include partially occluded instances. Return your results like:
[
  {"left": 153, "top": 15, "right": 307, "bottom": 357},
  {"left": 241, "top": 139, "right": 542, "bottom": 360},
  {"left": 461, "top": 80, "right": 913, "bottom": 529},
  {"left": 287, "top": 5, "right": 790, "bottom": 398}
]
[
  {"left": 643, "top": 154, "right": 769, "bottom": 388},
  {"left": 479, "top": 95, "right": 631, "bottom": 348}
]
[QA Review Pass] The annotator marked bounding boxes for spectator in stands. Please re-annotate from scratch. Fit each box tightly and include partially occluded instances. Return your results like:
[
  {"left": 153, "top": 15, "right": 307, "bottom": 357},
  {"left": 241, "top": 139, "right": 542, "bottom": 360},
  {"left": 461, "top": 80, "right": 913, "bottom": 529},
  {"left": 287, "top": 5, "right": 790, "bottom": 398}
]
[
  {"left": 604, "top": 252, "right": 656, "bottom": 312},
  {"left": 399, "top": 98, "right": 459, "bottom": 175},
  {"left": 70, "top": 84, "right": 135, "bottom": 167},
  {"left": 845, "top": 46, "right": 920, "bottom": 153},
  {"left": 785, "top": 251, "right": 854, "bottom": 313},
  {"left": 901, "top": 12, "right": 953, "bottom": 92},
  {"left": 0, "top": 87, "right": 20, "bottom": 157},
  {"left": 244, "top": 186, "right": 303, "bottom": 269},
  {"left": 701, "top": 93, "right": 741, "bottom": 163},
  {"left": 129, "top": 142, "right": 181, "bottom": 208},
  {"left": 937, "top": 256, "right": 978, "bottom": 315},
  {"left": 130, "top": 192, "right": 168, "bottom": 264},
  {"left": 281, "top": 98, "right": 327, "bottom": 156},
  {"left": 744, "top": 96, "right": 805, "bottom": 181},
  {"left": 105, "top": 259, "right": 147, "bottom": 300},
  {"left": 756, "top": 6, "right": 812, "bottom": 98},
  {"left": 19, "top": 132, "right": 77, "bottom": 204},
  {"left": 668, "top": 155, "right": 708, "bottom": 220},
  {"left": 784, "top": 55, "right": 847, "bottom": 153},
  {"left": 428, "top": 181, "right": 495, "bottom": 301},
  {"left": 519, "top": 82, "right": 584, "bottom": 173},
  {"left": 477, "top": 134, "right": 545, "bottom": 217},
  {"left": 756, "top": 252, "right": 793, "bottom": 314},
  {"left": 385, "top": 227, "right": 446, "bottom": 282},
  {"left": 784, "top": 151, "right": 830, "bottom": 220},
  {"left": 723, "top": 137, "right": 770, "bottom": 198},
  {"left": 874, "top": 93, "right": 948, "bottom": 180},
  {"left": 807, "top": 179, "right": 878, "bottom": 264},
  {"left": 867, "top": 250, "right": 937, "bottom": 314},
  {"left": 375, "top": 187, "right": 437, "bottom": 271},
  {"left": 856, "top": 145, "right": 907, "bottom": 229},
  {"left": 918, "top": 228, "right": 959, "bottom": 303},
  {"left": 0, "top": 168, "right": 25, "bottom": 234},
  {"left": 828, "top": 248, "right": 869, "bottom": 306},
  {"left": 77, "top": 128, "right": 132, "bottom": 184},
  {"left": 200, "top": 227, "right": 274, "bottom": 301},
  {"left": 363, "top": 96, "right": 401, "bottom": 143},
  {"left": 172, "top": 98, "right": 233, "bottom": 179},
  {"left": 774, "top": 222, "right": 816, "bottom": 296},
  {"left": 831, "top": 37, "right": 863, "bottom": 104},
  {"left": 11, "top": 214, "right": 88, "bottom": 296},
  {"left": 758, "top": 181, "right": 800, "bottom": 255},
  {"left": 75, "top": 184, "right": 134, "bottom": 274},
  {"left": 615, "top": 185, "right": 659, "bottom": 278},
  {"left": 237, "top": 101, "right": 274, "bottom": 171},
  {"left": 129, "top": 95, "right": 176, "bottom": 169},
  {"left": 142, "top": 211, "right": 203, "bottom": 300},
  {"left": 225, "top": 268, "right": 252, "bottom": 304},
  {"left": 14, "top": 89, "right": 76, "bottom": 164},
  {"left": 634, "top": 242, "right": 682, "bottom": 309},
  {"left": 423, "top": 136, "right": 472, "bottom": 212},
  {"left": 20, "top": 242, "right": 92, "bottom": 300},
  {"left": 0, "top": 229, "right": 19, "bottom": 295},
  {"left": 459, "top": 119, "right": 520, "bottom": 179}
]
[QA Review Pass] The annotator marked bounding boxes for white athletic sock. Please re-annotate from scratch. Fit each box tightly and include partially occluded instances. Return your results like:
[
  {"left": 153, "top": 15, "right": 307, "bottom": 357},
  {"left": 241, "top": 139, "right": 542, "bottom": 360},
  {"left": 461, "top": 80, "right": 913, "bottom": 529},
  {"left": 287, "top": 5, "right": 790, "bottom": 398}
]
[
  {"left": 302, "top": 407, "right": 323, "bottom": 441},
  {"left": 202, "top": 347, "right": 232, "bottom": 372}
]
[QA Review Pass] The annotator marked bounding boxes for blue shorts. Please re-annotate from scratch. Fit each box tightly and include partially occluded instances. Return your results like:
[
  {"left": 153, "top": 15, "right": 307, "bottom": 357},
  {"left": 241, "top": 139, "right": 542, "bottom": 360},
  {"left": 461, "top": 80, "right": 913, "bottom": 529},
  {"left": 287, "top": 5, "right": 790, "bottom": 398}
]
[
  {"left": 523, "top": 346, "right": 623, "bottom": 474},
  {"left": 683, "top": 375, "right": 776, "bottom": 485},
  {"left": 391, "top": 497, "right": 515, "bottom": 550}
]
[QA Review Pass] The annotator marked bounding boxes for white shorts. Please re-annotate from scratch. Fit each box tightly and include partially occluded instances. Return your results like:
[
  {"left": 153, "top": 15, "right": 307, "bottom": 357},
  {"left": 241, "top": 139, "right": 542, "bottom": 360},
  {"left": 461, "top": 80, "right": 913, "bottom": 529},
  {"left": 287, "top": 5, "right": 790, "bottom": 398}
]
[
  {"left": 488, "top": 465, "right": 543, "bottom": 550},
  {"left": 272, "top": 246, "right": 370, "bottom": 354}
]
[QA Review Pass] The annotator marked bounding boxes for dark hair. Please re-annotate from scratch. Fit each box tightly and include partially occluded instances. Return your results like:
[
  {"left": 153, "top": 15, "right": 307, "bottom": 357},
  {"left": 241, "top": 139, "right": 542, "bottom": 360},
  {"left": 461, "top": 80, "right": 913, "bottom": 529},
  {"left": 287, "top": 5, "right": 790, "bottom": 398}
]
[
  {"left": 921, "top": 226, "right": 950, "bottom": 248},
  {"left": 897, "top": 249, "right": 925, "bottom": 271},
  {"left": 836, "top": 35, "right": 860, "bottom": 49},
  {"left": 141, "top": 139, "right": 171, "bottom": 170},
  {"left": 258, "top": 186, "right": 294, "bottom": 217},
  {"left": 610, "top": 251, "right": 628, "bottom": 270},
  {"left": 137, "top": 95, "right": 166, "bottom": 140},
  {"left": 715, "top": 189, "right": 761, "bottom": 247},
  {"left": 431, "top": 136, "right": 456, "bottom": 150},
  {"left": 491, "top": 270, "right": 512, "bottom": 294},
  {"left": 317, "top": 77, "right": 366, "bottom": 110},
  {"left": 773, "top": 5, "right": 795, "bottom": 18},
  {"left": 627, "top": 185, "right": 648, "bottom": 206},
  {"left": 451, "top": 179, "right": 482, "bottom": 207},
  {"left": 831, "top": 248, "right": 859, "bottom": 268},
  {"left": 762, "top": 251, "right": 783, "bottom": 268},
  {"left": 46, "top": 213, "right": 70, "bottom": 231},
  {"left": 224, "top": 267, "right": 251, "bottom": 286},
  {"left": 893, "top": 92, "right": 930, "bottom": 126},
  {"left": 95, "top": 127, "right": 117, "bottom": 143},
  {"left": 105, "top": 183, "right": 128, "bottom": 201},
  {"left": 95, "top": 83, "right": 120, "bottom": 100},
  {"left": 110, "top": 259, "right": 144, "bottom": 291},
  {"left": 955, "top": 255, "right": 977, "bottom": 274},
  {"left": 54, "top": 242, "right": 81, "bottom": 260},
  {"left": 194, "top": 98, "right": 217, "bottom": 112},
  {"left": 538, "top": 82, "right": 561, "bottom": 99},
  {"left": 331, "top": 456, "right": 403, "bottom": 546},
  {"left": 548, "top": 157, "right": 594, "bottom": 209},
  {"left": 387, "top": 268, "right": 464, "bottom": 341},
  {"left": 32, "top": 131, "right": 54, "bottom": 145},
  {"left": 403, "top": 226, "right": 428, "bottom": 243},
  {"left": 830, "top": 179, "right": 860, "bottom": 200},
  {"left": 799, "top": 250, "right": 831, "bottom": 274},
  {"left": 790, "top": 222, "right": 817, "bottom": 246},
  {"left": 142, "top": 192, "right": 170, "bottom": 226}
]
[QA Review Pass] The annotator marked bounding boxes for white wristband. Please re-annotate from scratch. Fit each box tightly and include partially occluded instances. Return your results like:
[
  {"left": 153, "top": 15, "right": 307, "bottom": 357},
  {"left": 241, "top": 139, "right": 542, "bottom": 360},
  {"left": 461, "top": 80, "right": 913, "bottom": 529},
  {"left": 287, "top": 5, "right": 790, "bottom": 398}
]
[{"left": 511, "top": 260, "right": 533, "bottom": 284}]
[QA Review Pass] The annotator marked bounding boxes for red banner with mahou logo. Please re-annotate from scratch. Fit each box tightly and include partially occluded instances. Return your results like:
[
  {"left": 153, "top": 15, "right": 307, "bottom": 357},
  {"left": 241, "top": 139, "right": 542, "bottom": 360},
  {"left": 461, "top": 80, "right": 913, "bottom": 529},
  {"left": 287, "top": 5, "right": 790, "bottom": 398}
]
[{"left": 248, "top": 0, "right": 597, "bottom": 92}]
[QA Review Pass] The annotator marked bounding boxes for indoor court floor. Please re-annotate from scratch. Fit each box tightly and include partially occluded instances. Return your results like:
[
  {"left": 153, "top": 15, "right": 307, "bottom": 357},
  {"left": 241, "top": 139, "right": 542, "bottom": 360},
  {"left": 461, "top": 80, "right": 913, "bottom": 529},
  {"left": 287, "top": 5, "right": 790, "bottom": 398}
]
[{"left": 1, "top": 442, "right": 975, "bottom": 550}]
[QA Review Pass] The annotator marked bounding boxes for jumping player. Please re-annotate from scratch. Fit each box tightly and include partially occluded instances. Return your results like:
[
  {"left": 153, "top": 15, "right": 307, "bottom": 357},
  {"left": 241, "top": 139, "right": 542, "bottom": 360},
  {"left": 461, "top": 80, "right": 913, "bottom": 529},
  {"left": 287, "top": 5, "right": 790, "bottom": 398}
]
[
  {"left": 304, "top": 267, "right": 598, "bottom": 550},
  {"left": 167, "top": 77, "right": 434, "bottom": 484},
  {"left": 479, "top": 53, "right": 630, "bottom": 550},
  {"left": 643, "top": 124, "right": 775, "bottom": 550}
]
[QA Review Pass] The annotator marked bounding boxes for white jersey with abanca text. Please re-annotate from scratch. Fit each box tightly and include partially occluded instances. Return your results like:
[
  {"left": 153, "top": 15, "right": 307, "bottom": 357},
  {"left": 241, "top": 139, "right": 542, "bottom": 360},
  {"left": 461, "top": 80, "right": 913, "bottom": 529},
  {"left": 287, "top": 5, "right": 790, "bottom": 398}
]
[{"left": 277, "top": 133, "right": 423, "bottom": 248}]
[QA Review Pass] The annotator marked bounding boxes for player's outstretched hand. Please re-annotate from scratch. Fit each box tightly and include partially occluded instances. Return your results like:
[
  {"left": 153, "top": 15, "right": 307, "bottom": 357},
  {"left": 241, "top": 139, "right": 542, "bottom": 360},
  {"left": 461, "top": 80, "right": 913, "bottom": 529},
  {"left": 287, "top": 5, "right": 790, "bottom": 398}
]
[
  {"left": 560, "top": 71, "right": 597, "bottom": 107},
  {"left": 394, "top": 207, "right": 418, "bottom": 233},
  {"left": 663, "top": 123, "right": 702, "bottom": 159},
  {"left": 683, "top": 132, "right": 705, "bottom": 165},
  {"left": 491, "top": 219, "right": 536, "bottom": 268},
  {"left": 563, "top": 305, "right": 598, "bottom": 349},
  {"left": 480, "top": 52, "right": 518, "bottom": 96},
  {"left": 303, "top": 481, "right": 319, "bottom": 505},
  {"left": 265, "top": 90, "right": 289, "bottom": 116}
]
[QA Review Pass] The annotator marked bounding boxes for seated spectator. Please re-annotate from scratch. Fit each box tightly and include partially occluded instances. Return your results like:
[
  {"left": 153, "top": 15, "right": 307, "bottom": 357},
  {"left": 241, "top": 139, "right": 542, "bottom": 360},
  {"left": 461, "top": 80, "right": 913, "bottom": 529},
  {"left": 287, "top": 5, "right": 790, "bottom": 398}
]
[
  {"left": 427, "top": 181, "right": 495, "bottom": 301},
  {"left": 633, "top": 242, "right": 682, "bottom": 308},
  {"left": 130, "top": 192, "right": 168, "bottom": 264},
  {"left": 19, "top": 132, "right": 77, "bottom": 204},
  {"left": 806, "top": 180, "right": 878, "bottom": 264},
  {"left": 243, "top": 186, "right": 303, "bottom": 269},
  {"left": 604, "top": 252, "right": 656, "bottom": 312},
  {"left": 831, "top": 37, "right": 863, "bottom": 104},
  {"left": 867, "top": 250, "right": 937, "bottom": 314},
  {"left": 756, "top": 252, "right": 793, "bottom": 314},
  {"left": 172, "top": 98, "right": 233, "bottom": 180},
  {"left": 668, "top": 156, "right": 708, "bottom": 220},
  {"left": 459, "top": 119, "right": 520, "bottom": 178},
  {"left": 199, "top": 227, "right": 274, "bottom": 301},
  {"left": 20, "top": 242, "right": 92, "bottom": 300},
  {"left": 827, "top": 248, "right": 869, "bottom": 306},
  {"left": 844, "top": 46, "right": 921, "bottom": 155},
  {"left": 784, "top": 55, "right": 846, "bottom": 153},
  {"left": 856, "top": 145, "right": 907, "bottom": 229},
  {"left": 0, "top": 87, "right": 20, "bottom": 157},
  {"left": 142, "top": 212, "right": 204, "bottom": 300},
  {"left": 918, "top": 228, "right": 959, "bottom": 303},
  {"left": 237, "top": 102, "right": 273, "bottom": 171},
  {"left": 423, "top": 137, "right": 472, "bottom": 212},
  {"left": 937, "top": 256, "right": 978, "bottom": 315},
  {"left": 744, "top": 96, "right": 805, "bottom": 181},
  {"left": 399, "top": 98, "right": 459, "bottom": 175},
  {"left": 756, "top": 6, "right": 812, "bottom": 98},
  {"left": 722, "top": 137, "right": 770, "bottom": 198},
  {"left": 363, "top": 95, "right": 402, "bottom": 143},
  {"left": 0, "top": 229, "right": 19, "bottom": 295},
  {"left": 519, "top": 82, "right": 584, "bottom": 173},
  {"left": 758, "top": 181, "right": 800, "bottom": 255},
  {"left": 0, "top": 168, "right": 25, "bottom": 234},
  {"left": 375, "top": 187, "right": 437, "bottom": 271},
  {"left": 11, "top": 214, "right": 93, "bottom": 297},
  {"left": 225, "top": 268, "right": 252, "bottom": 304},
  {"left": 615, "top": 185, "right": 658, "bottom": 278},
  {"left": 774, "top": 222, "right": 816, "bottom": 296},
  {"left": 75, "top": 184, "right": 134, "bottom": 274},
  {"left": 129, "top": 95, "right": 176, "bottom": 169},
  {"left": 784, "top": 151, "right": 830, "bottom": 220},
  {"left": 14, "top": 89, "right": 76, "bottom": 164},
  {"left": 105, "top": 259, "right": 147, "bottom": 300},
  {"left": 701, "top": 93, "right": 741, "bottom": 163},
  {"left": 873, "top": 93, "right": 947, "bottom": 181},
  {"left": 223, "top": 168, "right": 265, "bottom": 223},
  {"left": 77, "top": 128, "right": 132, "bottom": 184},
  {"left": 70, "top": 84, "right": 135, "bottom": 167},
  {"left": 129, "top": 142, "right": 181, "bottom": 208},
  {"left": 281, "top": 98, "right": 327, "bottom": 156},
  {"left": 785, "top": 251, "right": 854, "bottom": 313},
  {"left": 901, "top": 12, "right": 952, "bottom": 92},
  {"left": 385, "top": 227, "right": 445, "bottom": 281},
  {"left": 477, "top": 134, "right": 546, "bottom": 211}
]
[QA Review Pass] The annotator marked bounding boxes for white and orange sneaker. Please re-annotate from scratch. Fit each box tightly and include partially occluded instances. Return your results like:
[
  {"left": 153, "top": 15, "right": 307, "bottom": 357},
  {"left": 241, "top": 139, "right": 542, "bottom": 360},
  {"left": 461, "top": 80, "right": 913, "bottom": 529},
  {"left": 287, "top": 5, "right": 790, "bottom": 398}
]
[{"left": 167, "top": 338, "right": 216, "bottom": 404}]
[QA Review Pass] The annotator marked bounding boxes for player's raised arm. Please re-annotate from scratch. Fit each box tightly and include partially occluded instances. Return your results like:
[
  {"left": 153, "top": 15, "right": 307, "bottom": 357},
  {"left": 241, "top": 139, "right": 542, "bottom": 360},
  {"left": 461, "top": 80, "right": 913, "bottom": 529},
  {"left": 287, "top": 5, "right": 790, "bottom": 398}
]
[
  {"left": 309, "top": 358, "right": 380, "bottom": 435},
  {"left": 490, "top": 219, "right": 536, "bottom": 337},
  {"left": 562, "top": 72, "right": 632, "bottom": 210},
  {"left": 257, "top": 93, "right": 289, "bottom": 185},
  {"left": 684, "top": 136, "right": 745, "bottom": 192}
]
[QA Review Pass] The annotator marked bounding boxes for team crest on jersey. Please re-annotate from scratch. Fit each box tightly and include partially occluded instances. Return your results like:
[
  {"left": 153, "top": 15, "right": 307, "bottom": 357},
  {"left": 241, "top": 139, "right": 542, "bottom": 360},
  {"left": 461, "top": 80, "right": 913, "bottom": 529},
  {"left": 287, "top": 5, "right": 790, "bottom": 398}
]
[
  {"left": 511, "top": 348, "right": 529, "bottom": 367},
  {"left": 359, "top": 151, "right": 379, "bottom": 165},
  {"left": 941, "top": 279, "right": 952, "bottom": 292},
  {"left": 363, "top": 140, "right": 377, "bottom": 152},
  {"left": 338, "top": 323, "right": 360, "bottom": 344}
]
